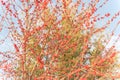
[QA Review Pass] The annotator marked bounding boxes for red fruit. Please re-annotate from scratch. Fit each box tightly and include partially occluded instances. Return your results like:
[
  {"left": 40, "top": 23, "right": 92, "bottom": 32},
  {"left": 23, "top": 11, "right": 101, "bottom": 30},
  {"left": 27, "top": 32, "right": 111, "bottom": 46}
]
[
  {"left": 34, "top": 78, "right": 37, "bottom": 80},
  {"left": 54, "top": 53, "right": 58, "bottom": 58},
  {"left": 110, "top": 52, "right": 116, "bottom": 58},
  {"left": 1, "top": 1, "right": 5, "bottom": 5},
  {"left": 80, "top": 78, "right": 87, "bottom": 80},
  {"left": 39, "top": 64, "right": 44, "bottom": 69},
  {"left": 84, "top": 65, "right": 89, "bottom": 69},
  {"left": 14, "top": 44, "right": 19, "bottom": 52},
  {"left": 105, "top": 13, "right": 110, "bottom": 17},
  {"left": 37, "top": 57, "right": 42, "bottom": 63}
]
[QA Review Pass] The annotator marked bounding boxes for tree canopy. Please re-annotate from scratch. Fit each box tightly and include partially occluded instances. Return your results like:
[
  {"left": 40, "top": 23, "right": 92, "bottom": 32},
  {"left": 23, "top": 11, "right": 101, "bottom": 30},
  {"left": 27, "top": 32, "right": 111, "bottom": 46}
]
[{"left": 0, "top": 0, "right": 120, "bottom": 80}]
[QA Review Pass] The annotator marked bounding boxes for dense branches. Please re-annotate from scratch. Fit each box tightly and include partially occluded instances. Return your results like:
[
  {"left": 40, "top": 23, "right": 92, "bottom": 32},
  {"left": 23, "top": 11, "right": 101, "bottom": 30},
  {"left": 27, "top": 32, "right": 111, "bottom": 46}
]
[{"left": 0, "top": 0, "right": 120, "bottom": 80}]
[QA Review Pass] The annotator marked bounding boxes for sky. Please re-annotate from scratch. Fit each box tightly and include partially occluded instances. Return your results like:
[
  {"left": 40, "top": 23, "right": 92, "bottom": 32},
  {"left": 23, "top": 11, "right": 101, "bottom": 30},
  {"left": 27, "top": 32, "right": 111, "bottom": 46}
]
[
  {"left": 97, "top": 0, "right": 120, "bottom": 50},
  {"left": 96, "top": 0, "right": 120, "bottom": 35},
  {"left": 0, "top": 0, "right": 120, "bottom": 79}
]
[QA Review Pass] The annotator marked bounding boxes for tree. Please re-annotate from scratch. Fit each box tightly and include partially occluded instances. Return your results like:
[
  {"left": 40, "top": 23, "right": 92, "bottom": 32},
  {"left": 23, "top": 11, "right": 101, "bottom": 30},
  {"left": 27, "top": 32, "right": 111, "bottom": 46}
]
[{"left": 0, "top": 0, "right": 120, "bottom": 80}]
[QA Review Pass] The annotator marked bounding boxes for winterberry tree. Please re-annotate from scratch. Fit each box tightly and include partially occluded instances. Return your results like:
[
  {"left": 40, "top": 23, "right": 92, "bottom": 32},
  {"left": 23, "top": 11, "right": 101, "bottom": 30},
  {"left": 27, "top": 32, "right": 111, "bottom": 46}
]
[{"left": 0, "top": 0, "right": 120, "bottom": 80}]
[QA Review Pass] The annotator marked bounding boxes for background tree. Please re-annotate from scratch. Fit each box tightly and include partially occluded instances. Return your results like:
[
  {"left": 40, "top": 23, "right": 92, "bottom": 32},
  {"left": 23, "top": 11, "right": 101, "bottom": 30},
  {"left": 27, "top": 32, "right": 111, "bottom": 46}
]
[{"left": 0, "top": 0, "right": 120, "bottom": 80}]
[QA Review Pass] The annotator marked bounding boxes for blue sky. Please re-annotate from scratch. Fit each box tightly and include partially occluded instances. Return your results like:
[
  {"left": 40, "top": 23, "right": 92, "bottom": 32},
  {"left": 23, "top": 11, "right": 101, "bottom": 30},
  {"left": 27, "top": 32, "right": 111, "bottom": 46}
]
[{"left": 96, "top": 0, "right": 120, "bottom": 35}]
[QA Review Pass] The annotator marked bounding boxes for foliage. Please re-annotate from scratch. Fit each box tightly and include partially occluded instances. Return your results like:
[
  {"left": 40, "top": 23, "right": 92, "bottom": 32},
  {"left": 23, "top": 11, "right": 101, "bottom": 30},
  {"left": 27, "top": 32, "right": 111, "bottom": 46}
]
[{"left": 0, "top": 0, "right": 120, "bottom": 80}]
